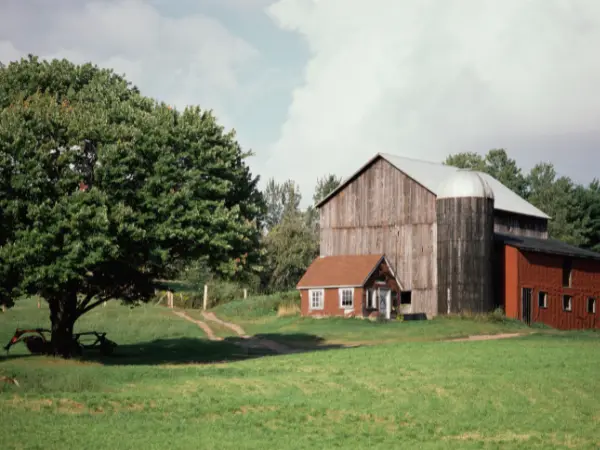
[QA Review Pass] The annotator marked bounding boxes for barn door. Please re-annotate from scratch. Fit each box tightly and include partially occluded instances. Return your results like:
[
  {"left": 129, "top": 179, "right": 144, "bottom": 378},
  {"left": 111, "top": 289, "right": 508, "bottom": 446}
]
[{"left": 522, "top": 288, "right": 532, "bottom": 326}]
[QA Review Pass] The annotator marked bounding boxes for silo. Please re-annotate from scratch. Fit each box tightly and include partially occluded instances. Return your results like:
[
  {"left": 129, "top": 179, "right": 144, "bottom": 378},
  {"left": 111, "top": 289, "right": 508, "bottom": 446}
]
[{"left": 437, "top": 170, "right": 495, "bottom": 315}]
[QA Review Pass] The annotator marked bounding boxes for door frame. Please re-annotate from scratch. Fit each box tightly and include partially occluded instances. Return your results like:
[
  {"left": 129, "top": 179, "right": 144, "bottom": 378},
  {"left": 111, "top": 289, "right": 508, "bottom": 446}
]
[{"left": 521, "top": 287, "right": 533, "bottom": 326}]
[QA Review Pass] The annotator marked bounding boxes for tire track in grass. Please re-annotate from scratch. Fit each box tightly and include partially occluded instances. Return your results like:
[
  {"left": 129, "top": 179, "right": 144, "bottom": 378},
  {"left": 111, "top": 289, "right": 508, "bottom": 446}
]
[
  {"left": 172, "top": 310, "right": 296, "bottom": 355},
  {"left": 171, "top": 310, "right": 222, "bottom": 341}
]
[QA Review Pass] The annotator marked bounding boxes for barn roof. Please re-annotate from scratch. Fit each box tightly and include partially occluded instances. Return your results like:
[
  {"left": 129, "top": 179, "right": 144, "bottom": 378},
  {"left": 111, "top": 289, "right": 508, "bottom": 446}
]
[
  {"left": 496, "top": 233, "right": 600, "bottom": 261},
  {"left": 296, "top": 254, "right": 387, "bottom": 289},
  {"left": 316, "top": 153, "right": 550, "bottom": 220}
]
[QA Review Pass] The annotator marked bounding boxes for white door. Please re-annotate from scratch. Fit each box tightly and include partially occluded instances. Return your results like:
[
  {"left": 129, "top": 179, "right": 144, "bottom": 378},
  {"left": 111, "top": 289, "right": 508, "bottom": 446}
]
[{"left": 378, "top": 288, "right": 391, "bottom": 320}]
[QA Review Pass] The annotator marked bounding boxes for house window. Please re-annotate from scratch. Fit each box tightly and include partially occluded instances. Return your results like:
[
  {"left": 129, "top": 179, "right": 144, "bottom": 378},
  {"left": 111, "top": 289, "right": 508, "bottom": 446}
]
[
  {"left": 339, "top": 288, "right": 354, "bottom": 309},
  {"left": 538, "top": 291, "right": 548, "bottom": 309},
  {"left": 366, "top": 289, "right": 378, "bottom": 310},
  {"left": 562, "top": 259, "right": 572, "bottom": 287},
  {"left": 562, "top": 295, "right": 572, "bottom": 312},
  {"left": 309, "top": 289, "right": 324, "bottom": 310},
  {"left": 587, "top": 297, "right": 596, "bottom": 314}
]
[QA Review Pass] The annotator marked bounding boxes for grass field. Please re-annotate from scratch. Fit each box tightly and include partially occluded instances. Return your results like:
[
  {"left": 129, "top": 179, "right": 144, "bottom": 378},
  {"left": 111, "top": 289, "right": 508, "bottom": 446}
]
[{"left": 1, "top": 297, "right": 599, "bottom": 449}]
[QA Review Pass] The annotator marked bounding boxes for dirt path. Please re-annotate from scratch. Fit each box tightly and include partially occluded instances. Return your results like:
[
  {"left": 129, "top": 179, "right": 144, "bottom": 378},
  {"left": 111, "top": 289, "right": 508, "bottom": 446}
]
[
  {"left": 202, "top": 311, "right": 249, "bottom": 338},
  {"left": 171, "top": 310, "right": 222, "bottom": 341},
  {"left": 172, "top": 310, "right": 296, "bottom": 355},
  {"left": 446, "top": 333, "right": 526, "bottom": 342},
  {"left": 202, "top": 311, "right": 296, "bottom": 355}
]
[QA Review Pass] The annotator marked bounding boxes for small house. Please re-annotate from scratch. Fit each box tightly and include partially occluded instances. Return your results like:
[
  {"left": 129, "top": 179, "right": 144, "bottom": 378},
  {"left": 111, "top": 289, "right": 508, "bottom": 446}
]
[{"left": 296, "top": 254, "right": 411, "bottom": 318}]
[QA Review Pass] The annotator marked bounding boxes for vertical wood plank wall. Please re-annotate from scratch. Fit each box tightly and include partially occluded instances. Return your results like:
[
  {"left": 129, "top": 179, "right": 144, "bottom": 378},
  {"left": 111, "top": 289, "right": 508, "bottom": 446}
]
[
  {"left": 319, "top": 158, "right": 438, "bottom": 316},
  {"left": 493, "top": 210, "right": 548, "bottom": 239},
  {"left": 437, "top": 197, "right": 495, "bottom": 314}
]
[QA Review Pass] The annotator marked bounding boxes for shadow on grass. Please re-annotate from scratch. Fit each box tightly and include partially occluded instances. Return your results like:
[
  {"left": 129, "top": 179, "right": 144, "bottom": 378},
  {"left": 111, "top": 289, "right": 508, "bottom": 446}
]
[
  {"left": 1, "top": 334, "right": 354, "bottom": 366},
  {"left": 91, "top": 333, "right": 355, "bottom": 365}
]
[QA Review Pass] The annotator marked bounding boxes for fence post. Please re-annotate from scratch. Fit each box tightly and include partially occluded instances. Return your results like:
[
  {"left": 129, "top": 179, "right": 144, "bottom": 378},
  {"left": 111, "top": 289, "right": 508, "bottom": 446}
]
[
  {"left": 203, "top": 284, "right": 208, "bottom": 310},
  {"left": 243, "top": 288, "right": 248, "bottom": 299}
]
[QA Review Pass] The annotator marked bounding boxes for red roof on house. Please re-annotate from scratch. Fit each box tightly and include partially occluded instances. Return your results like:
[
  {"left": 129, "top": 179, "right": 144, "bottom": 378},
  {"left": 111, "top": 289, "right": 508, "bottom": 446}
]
[{"left": 296, "top": 254, "right": 385, "bottom": 289}]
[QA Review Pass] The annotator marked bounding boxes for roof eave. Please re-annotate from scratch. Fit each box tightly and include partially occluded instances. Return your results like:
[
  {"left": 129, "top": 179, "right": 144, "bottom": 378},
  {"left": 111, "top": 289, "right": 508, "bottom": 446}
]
[
  {"left": 297, "top": 284, "right": 363, "bottom": 289},
  {"left": 315, "top": 153, "right": 385, "bottom": 209}
]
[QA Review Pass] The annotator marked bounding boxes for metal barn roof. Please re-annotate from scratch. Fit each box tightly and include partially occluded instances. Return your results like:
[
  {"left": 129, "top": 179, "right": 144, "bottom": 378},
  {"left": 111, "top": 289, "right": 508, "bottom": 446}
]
[
  {"left": 496, "top": 233, "right": 600, "bottom": 261},
  {"left": 317, "top": 153, "right": 550, "bottom": 220}
]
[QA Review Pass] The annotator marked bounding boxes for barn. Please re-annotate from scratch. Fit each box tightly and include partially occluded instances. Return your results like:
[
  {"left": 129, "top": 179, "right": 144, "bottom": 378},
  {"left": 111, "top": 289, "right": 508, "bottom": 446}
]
[{"left": 296, "top": 153, "right": 600, "bottom": 330}]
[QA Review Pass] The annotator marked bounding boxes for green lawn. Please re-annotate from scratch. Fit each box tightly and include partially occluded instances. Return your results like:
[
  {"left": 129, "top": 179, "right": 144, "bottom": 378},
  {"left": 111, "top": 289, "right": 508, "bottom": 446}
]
[
  {"left": 216, "top": 314, "right": 533, "bottom": 347},
  {"left": 1, "top": 298, "right": 599, "bottom": 449},
  {"left": 207, "top": 292, "right": 542, "bottom": 348}
]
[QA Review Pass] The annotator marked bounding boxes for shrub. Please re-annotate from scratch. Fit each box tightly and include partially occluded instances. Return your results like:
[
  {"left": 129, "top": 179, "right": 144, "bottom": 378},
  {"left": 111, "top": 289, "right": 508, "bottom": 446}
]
[{"left": 212, "top": 291, "right": 301, "bottom": 319}]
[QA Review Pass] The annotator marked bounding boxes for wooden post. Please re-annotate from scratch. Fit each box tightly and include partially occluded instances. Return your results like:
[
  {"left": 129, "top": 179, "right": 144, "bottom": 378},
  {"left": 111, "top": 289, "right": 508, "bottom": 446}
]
[
  {"left": 203, "top": 284, "right": 208, "bottom": 310},
  {"left": 167, "top": 291, "right": 174, "bottom": 309},
  {"left": 243, "top": 288, "right": 248, "bottom": 299}
]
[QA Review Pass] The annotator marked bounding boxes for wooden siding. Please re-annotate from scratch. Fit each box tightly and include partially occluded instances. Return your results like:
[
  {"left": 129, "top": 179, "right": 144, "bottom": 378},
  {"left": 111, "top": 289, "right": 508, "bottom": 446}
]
[
  {"left": 437, "top": 197, "right": 495, "bottom": 314},
  {"left": 505, "top": 249, "right": 600, "bottom": 330},
  {"left": 319, "top": 158, "right": 438, "bottom": 317},
  {"left": 494, "top": 210, "right": 548, "bottom": 239}
]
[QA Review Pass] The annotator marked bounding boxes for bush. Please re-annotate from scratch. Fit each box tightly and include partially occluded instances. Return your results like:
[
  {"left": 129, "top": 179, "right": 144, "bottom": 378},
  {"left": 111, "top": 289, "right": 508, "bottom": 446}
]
[
  {"left": 206, "top": 280, "right": 245, "bottom": 307},
  {"left": 212, "top": 291, "right": 301, "bottom": 319}
]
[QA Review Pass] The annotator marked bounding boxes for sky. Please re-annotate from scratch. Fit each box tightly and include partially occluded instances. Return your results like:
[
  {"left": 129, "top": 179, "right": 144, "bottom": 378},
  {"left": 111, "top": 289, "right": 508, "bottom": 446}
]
[{"left": 1, "top": 0, "right": 600, "bottom": 207}]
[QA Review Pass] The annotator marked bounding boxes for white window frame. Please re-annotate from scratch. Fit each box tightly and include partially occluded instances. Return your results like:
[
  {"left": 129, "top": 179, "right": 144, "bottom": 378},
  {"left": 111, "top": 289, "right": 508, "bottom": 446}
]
[
  {"left": 563, "top": 295, "right": 572, "bottom": 312},
  {"left": 538, "top": 291, "right": 548, "bottom": 309},
  {"left": 587, "top": 297, "right": 596, "bottom": 314},
  {"left": 309, "top": 289, "right": 324, "bottom": 311},
  {"left": 366, "top": 288, "right": 378, "bottom": 310},
  {"left": 338, "top": 288, "right": 354, "bottom": 309}
]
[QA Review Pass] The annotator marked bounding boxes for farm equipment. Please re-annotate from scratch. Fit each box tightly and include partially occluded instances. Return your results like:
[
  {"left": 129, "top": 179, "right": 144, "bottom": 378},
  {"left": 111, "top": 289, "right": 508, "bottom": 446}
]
[{"left": 4, "top": 328, "right": 117, "bottom": 356}]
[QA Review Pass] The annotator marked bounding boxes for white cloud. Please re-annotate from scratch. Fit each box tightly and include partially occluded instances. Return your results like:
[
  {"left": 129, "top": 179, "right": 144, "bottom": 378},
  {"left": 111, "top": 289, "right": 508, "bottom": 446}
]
[
  {"left": 0, "top": 0, "right": 258, "bottom": 129},
  {"left": 266, "top": 0, "right": 600, "bottom": 204}
]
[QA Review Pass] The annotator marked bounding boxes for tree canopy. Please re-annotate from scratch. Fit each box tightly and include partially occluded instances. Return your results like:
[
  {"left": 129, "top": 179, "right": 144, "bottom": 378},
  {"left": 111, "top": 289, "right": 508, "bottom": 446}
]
[{"left": 0, "top": 56, "right": 263, "bottom": 356}]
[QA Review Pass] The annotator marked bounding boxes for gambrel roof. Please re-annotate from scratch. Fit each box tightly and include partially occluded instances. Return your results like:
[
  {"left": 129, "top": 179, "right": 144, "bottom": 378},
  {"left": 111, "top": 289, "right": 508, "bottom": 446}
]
[{"left": 316, "top": 153, "right": 550, "bottom": 220}]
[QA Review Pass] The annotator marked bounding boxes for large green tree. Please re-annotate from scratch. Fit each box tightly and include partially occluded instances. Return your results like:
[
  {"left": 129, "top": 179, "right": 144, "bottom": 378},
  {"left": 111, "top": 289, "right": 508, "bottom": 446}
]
[
  {"left": 573, "top": 180, "right": 600, "bottom": 252},
  {"left": 527, "top": 163, "right": 590, "bottom": 246},
  {"left": 0, "top": 56, "right": 263, "bottom": 357}
]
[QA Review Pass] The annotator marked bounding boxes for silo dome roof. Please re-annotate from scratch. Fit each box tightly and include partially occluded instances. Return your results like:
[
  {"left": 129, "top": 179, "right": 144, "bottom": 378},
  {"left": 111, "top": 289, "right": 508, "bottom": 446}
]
[{"left": 437, "top": 170, "right": 494, "bottom": 200}]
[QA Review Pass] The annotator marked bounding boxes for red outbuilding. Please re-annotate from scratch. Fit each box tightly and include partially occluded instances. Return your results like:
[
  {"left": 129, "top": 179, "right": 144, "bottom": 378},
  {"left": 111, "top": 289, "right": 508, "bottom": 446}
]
[{"left": 497, "top": 234, "right": 600, "bottom": 330}]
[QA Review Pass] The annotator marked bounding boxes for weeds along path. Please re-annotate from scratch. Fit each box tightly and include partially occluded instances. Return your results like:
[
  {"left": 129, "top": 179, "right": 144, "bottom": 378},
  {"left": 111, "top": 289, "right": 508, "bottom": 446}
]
[
  {"left": 171, "top": 310, "right": 222, "bottom": 341},
  {"left": 171, "top": 309, "right": 296, "bottom": 355}
]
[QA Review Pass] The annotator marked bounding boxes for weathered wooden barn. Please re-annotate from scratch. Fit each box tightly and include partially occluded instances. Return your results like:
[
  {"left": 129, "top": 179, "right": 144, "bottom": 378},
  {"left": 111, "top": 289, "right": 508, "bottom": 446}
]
[{"left": 296, "top": 153, "right": 600, "bottom": 330}]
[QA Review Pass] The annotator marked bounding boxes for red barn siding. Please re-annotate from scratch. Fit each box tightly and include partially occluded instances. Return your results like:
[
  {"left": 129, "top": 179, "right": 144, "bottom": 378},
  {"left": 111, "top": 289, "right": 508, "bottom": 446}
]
[
  {"left": 504, "top": 246, "right": 520, "bottom": 319},
  {"left": 301, "top": 288, "right": 365, "bottom": 317},
  {"left": 504, "top": 245, "right": 600, "bottom": 330}
]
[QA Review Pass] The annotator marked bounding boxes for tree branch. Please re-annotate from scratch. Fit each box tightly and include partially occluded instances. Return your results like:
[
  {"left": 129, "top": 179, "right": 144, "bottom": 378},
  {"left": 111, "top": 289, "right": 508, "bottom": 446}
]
[
  {"left": 79, "top": 297, "right": 110, "bottom": 316},
  {"left": 77, "top": 293, "right": 95, "bottom": 314}
]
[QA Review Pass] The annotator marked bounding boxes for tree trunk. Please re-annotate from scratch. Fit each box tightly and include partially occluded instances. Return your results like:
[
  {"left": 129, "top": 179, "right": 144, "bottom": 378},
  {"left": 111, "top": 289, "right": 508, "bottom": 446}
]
[{"left": 48, "top": 293, "right": 79, "bottom": 358}]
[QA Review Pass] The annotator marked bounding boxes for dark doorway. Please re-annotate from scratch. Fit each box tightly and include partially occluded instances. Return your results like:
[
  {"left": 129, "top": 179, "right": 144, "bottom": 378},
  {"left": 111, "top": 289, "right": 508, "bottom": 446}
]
[{"left": 522, "top": 288, "right": 533, "bottom": 326}]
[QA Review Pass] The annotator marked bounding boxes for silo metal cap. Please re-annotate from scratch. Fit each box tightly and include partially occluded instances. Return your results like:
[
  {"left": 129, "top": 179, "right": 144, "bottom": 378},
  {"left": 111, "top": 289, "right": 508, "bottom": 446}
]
[{"left": 437, "top": 170, "right": 495, "bottom": 200}]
